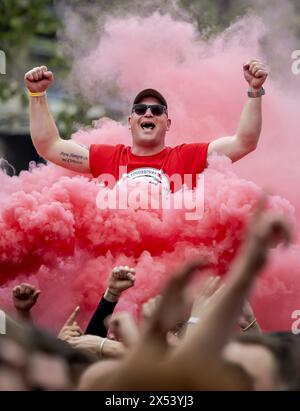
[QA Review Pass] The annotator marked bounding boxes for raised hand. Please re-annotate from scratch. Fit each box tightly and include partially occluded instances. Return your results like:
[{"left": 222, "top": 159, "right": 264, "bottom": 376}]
[
  {"left": 237, "top": 300, "right": 260, "bottom": 333},
  {"left": 243, "top": 59, "right": 268, "bottom": 90},
  {"left": 24, "top": 65, "right": 54, "bottom": 93},
  {"left": 146, "top": 258, "right": 208, "bottom": 336},
  {"left": 142, "top": 295, "right": 162, "bottom": 325},
  {"left": 12, "top": 283, "right": 41, "bottom": 312},
  {"left": 57, "top": 306, "right": 83, "bottom": 341},
  {"left": 190, "top": 276, "right": 223, "bottom": 317},
  {"left": 105, "top": 266, "right": 136, "bottom": 300},
  {"left": 242, "top": 198, "right": 291, "bottom": 273}
]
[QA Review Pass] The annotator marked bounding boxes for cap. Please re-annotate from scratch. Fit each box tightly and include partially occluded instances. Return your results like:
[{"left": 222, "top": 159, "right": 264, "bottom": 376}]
[{"left": 133, "top": 88, "right": 168, "bottom": 108}]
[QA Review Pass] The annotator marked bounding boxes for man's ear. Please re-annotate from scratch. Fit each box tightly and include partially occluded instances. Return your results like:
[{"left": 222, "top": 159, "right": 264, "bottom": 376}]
[
  {"left": 128, "top": 116, "right": 132, "bottom": 129},
  {"left": 167, "top": 118, "right": 171, "bottom": 131}
]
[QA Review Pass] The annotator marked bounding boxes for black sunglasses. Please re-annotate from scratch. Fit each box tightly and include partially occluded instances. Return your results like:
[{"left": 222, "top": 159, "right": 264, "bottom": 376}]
[{"left": 132, "top": 104, "right": 168, "bottom": 116}]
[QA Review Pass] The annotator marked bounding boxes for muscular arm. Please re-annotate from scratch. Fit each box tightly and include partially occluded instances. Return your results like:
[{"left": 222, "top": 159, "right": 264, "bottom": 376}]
[
  {"left": 30, "top": 95, "right": 90, "bottom": 173},
  {"left": 208, "top": 97, "right": 262, "bottom": 162},
  {"left": 208, "top": 60, "right": 268, "bottom": 163},
  {"left": 25, "top": 66, "right": 90, "bottom": 173}
]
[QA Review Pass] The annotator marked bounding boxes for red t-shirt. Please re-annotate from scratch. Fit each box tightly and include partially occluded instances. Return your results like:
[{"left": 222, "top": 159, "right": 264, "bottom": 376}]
[{"left": 89, "top": 143, "right": 209, "bottom": 192}]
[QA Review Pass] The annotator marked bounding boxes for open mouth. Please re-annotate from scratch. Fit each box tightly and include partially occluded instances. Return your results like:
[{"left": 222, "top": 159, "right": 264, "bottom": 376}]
[{"left": 141, "top": 121, "right": 156, "bottom": 130}]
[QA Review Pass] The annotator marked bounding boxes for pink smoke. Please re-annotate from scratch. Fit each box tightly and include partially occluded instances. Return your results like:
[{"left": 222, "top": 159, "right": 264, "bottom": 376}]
[{"left": 1, "top": 12, "right": 300, "bottom": 333}]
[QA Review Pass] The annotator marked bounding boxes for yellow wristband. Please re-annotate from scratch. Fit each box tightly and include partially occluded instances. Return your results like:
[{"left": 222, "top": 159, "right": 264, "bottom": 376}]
[{"left": 28, "top": 90, "right": 46, "bottom": 97}]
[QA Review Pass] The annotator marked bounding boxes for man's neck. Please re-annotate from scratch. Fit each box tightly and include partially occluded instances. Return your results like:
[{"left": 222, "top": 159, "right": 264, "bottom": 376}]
[{"left": 131, "top": 144, "right": 165, "bottom": 156}]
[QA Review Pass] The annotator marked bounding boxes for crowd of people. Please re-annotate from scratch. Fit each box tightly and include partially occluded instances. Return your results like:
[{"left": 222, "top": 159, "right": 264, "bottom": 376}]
[
  {"left": 1, "top": 60, "right": 298, "bottom": 391},
  {"left": 1, "top": 200, "right": 300, "bottom": 391}
]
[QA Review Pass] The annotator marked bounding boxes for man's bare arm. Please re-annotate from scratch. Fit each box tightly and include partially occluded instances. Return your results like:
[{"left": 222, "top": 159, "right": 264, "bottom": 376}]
[
  {"left": 25, "top": 66, "right": 90, "bottom": 173},
  {"left": 208, "top": 60, "right": 268, "bottom": 162}
]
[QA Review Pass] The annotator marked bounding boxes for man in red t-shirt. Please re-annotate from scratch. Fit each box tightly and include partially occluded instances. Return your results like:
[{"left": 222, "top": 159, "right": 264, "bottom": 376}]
[{"left": 24, "top": 60, "right": 268, "bottom": 193}]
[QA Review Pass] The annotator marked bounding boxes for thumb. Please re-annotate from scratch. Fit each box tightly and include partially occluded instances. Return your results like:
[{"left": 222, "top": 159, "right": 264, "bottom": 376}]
[
  {"left": 64, "top": 306, "right": 80, "bottom": 326},
  {"left": 243, "top": 62, "right": 250, "bottom": 70},
  {"left": 33, "top": 289, "right": 41, "bottom": 300},
  {"left": 127, "top": 273, "right": 135, "bottom": 282},
  {"left": 43, "top": 71, "right": 53, "bottom": 79}
]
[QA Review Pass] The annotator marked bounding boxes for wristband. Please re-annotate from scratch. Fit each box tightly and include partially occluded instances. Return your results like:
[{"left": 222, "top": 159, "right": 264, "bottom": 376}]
[
  {"left": 28, "top": 90, "right": 46, "bottom": 97},
  {"left": 99, "top": 338, "right": 106, "bottom": 356},
  {"left": 247, "top": 87, "right": 265, "bottom": 98},
  {"left": 106, "top": 289, "right": 120, "bottom": 298},
  {"left": 242, "top": 318, "right": 257, "bottom": 332},
  {"left": 187, "top": 316, "right": 200, "bottom": 325},
  {"left": 104, "top": 289, "right": 120, "bottom": 303}
]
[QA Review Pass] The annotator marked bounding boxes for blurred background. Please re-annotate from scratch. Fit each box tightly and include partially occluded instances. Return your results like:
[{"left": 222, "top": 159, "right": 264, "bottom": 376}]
[{"left": 1, "top": 0, "right": 300, "bottom": 174}]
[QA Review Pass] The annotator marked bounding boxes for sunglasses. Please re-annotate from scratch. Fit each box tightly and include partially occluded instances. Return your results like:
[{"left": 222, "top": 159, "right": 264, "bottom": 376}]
[{"left": 132, "top": 104, "right": 168, "bottom": 116}]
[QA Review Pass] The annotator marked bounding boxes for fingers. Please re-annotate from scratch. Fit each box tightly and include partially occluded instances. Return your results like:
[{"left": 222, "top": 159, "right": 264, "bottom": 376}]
[
  {"left": 201, "top": 276, "right": 220, "bottom": 298},
  {"left": 266, "top": 215, "right": 292, "bottom": 246},
  {"left": 43, "top": 71, "right": 54, "bottom": 80},
  {"left": 191, "top": 276, "right": 224, "bottom": 316},
  {"left": 32, "top": 289, "right": 41, "bottom": 301},
  {"left": 64, "top": 306, "right": 80, "bottom": 327},
  {"left": 71, "top": 323, "right": 83, "bottom": 335},
  {"left": 13, "top": 285, "right": 21, "bottom": 298},
  {"left": 109, "top": 266, "right": 136, "bottom": 294},
  {"left": 142, "top": 295, "right": 162, "bottom": 319},
  {"left": 24, "top": 66, "right": 53, "bottom": 82},
  {"left": 13, "top": 283, "right": 40, "bottom": 299},
  {"left": 67, "top": 329, "right": 82, "bottom": 337},
  {"left": 250, "top": 196, "right": 292, "bottom": 246},
  {"left": 244, "top": 59, "right": 268, "bottom": 78},
  {"left": 242, "top": 300, "right": 254, "bottom": 317},
  {"left": 112, "top": 266, "right": 136, "bottom": 280},
  {"left": 58, "top": 322, "right": 82, "bottom": 341},
  {"left": 61, "top": 330, "right": 82, "bottom": 340},
  {"left": 166, "top": 258, "right": 209, "bottom": 291}
]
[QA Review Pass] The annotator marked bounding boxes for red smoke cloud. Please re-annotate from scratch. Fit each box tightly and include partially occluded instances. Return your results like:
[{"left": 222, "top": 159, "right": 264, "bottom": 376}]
[{"left": 1, "top": 12, "right": 299, "bottom": 332}]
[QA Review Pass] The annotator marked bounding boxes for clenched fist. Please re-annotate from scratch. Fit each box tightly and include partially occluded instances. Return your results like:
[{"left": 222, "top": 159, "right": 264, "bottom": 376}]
[
  {"left": 12, "top": 283, "right": 41, "bottom": 311},
  {"left": 24, "top": 65, "right": 54, "bottom": 93},
  {"left": 243, "top": 59, "right": 268, "bottom": 90},
  {"left": 107, "top": 266, "right": 136, "bottom": 297}
]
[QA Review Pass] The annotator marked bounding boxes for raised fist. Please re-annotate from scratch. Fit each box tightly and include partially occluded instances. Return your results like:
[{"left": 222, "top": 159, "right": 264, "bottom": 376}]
[
  {"left": 12, "top": 283, "right": 41, "bottom": 311},
  {"left": 107, "top": 266, "right": 136, "bottom": 297},
  {"left": 243, "top": 59, "right": 268, "bottom": 90},
  {"left": 24, "top": 65, "right": 54, "bottom": 93}
]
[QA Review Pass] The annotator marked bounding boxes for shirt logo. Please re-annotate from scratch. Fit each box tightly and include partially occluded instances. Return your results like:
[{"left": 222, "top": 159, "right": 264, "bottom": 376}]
[{"left": 117, "top": 167, "right": 170, "bottom": 196}]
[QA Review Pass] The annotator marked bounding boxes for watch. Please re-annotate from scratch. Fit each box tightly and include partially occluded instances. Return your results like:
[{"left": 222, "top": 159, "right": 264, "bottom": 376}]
[{"left": 248, "top": 87, "right": 265, "bottom": 98}]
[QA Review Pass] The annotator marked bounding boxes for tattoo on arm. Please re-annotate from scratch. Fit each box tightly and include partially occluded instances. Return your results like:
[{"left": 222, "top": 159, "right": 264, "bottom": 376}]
[{"left": 60, "top": 151, "right": 89, "bottom": 165}]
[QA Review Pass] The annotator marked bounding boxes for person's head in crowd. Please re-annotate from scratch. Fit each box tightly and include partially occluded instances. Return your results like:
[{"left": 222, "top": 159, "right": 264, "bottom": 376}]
[
  {"left": 0, "top": 316, "right": 95, "bottom": 391},
  {"left": 223, "top": 332, "right": 300, "bottom": 390}
]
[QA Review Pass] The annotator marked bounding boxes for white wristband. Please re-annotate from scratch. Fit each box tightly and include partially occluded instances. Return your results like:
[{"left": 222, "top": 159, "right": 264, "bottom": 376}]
[
  {"left": 187, "top": 316, "right": 200, "bottom": 325},
  {"left": 99, "top": 338, "right": 106, "bottom": 356}
]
